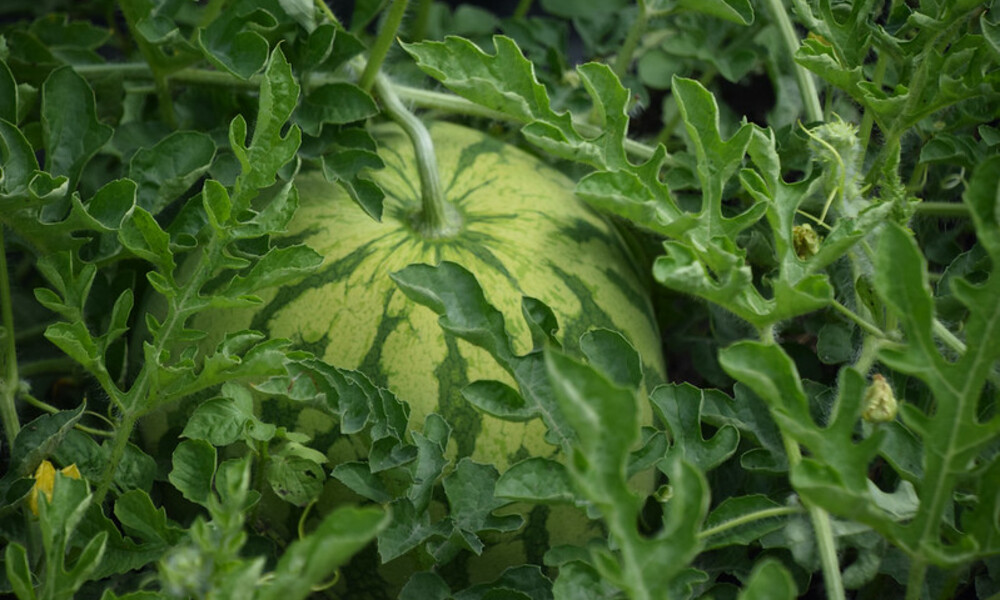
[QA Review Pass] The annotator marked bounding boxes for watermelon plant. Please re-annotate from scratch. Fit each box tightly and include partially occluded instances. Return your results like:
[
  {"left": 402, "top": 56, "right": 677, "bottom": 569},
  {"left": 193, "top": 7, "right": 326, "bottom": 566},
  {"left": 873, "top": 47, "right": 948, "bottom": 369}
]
[{"left": 1, "top": 1, "right": 999, "bottom": 599}]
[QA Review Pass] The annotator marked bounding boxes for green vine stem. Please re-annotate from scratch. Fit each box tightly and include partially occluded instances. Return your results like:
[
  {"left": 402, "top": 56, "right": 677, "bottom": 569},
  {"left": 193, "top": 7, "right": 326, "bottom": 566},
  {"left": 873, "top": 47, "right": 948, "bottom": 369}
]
[
  {"left": 73, "top": 63, "right": 679, "bottom": 169},
  {"left": 118, "top": 0, "right": 177, "bottom": 127},
  {"left": 513, "top": 0, "right": 534, "bottom": 20},
  {"left": 781, "top": 433, "right": 847, "bottom": 600},
  {"left": 763, "top": 0, "right": 824, "bottom": 123},
  {"left": 0, "top": 228, "right": 21, "bottom": 445},
  {"left": 92, "top": 232, "right": 227, "bottom": 508},
  {"left": 359, "top": 0, "right": 410, "bottom": 92},
  {"left": 612, "top": 0, "right": 647, "bottom": 80},
  {"left": 411, "top": 0, "right": 433, "bottom": 40},
  {"left": 374, "top": 72, "right": 457, "bottom": 237}
]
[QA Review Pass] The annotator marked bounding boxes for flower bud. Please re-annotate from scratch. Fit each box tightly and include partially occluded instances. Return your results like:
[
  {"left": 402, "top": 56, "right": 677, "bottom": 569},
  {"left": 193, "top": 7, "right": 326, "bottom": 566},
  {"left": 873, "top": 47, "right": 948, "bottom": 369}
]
[{"left": 862, "top": 374, "right": 898, "bottom": 423}]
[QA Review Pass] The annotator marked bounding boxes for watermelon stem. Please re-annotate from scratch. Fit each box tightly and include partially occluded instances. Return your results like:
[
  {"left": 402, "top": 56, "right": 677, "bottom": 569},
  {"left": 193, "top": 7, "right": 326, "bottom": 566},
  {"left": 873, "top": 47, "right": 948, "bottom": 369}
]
[{"left": 375, "top": 72, "right": 461, "bottom": 238}]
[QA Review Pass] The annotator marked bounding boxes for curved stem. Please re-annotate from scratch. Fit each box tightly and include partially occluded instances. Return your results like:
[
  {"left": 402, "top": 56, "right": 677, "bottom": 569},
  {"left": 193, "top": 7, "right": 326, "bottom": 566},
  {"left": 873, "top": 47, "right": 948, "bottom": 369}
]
[
  {"left": 374, "top": 72, "right": 456, "bottom": 237},
  {"left": 73, "top": 63, "right": 678, "bottom": 168},
  {"left": 764, "top": 0, "right": 823, "bottom": 123},
  {"left": 21, "top": 394, "right": 114, "bottom": 438},
  {"left": 359, "top": 0, "right": 410, "bottom": 92},
  {"left": 0, "top": 228, "right": 21, "bottom": 446},
  {"left": 698, "top": 505, "right": 804, "bottom": 540}
]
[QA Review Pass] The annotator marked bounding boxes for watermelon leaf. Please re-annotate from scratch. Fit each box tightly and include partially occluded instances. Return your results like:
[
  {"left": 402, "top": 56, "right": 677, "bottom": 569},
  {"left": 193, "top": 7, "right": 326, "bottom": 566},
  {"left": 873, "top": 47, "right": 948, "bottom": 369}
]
[
  {"left": 650, "top": 384, "right": 739, "bottom": 472},
  {"left": 391, "top": 261, "right": 574, "bottom": 448},
  {"left": 544, "top": 348, "right": 709, "bottom": 598},
  {"left": 127, "top": 131, "right": 216, "bottom": 216},
  {"left": 41, "top": 66, "right": 113, "bottom": 190},
  {"left": 264, "top": 442, "right": 327, "bottom": 507},
  {"left": 700, "top": 495, "right": 793, "bottom": 551},
  {"left": 169, "top": 440, "right": 217, "bottom": 507},
  {"left": 228, "top": 45, "right": 302, "bottom": 209},
  {"left": 441, "top": 458, "right": 524, "bottom": 555},
  {"left": 495, "top": 456, "right": 575, "bottom": 504}
]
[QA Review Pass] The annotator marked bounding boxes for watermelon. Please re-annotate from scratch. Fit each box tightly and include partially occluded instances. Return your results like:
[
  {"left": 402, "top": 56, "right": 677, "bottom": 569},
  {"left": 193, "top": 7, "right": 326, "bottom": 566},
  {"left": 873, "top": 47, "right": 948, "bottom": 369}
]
[{"left": 146, "top": 121, "right": 666, "bottom": 590}]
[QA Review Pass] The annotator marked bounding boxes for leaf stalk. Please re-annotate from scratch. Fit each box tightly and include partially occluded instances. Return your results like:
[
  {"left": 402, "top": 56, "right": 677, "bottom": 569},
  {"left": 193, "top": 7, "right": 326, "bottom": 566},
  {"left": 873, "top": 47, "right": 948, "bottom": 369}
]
[
  {"left": 0, "top": 227, "right": 21, "bottom": 445},
  {"left": 763, "top": 0, "right": 823, "bottom": 123}
]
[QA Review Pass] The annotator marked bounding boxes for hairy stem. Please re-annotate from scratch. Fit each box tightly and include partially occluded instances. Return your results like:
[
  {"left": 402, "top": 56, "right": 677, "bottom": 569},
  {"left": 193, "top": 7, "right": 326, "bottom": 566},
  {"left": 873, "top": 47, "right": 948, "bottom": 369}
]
[
  {"left": 359, "top": 0, "right": 410, "bottom": 92},
  {"left": 0, "top": 228, "right": 21, "bottom": 445},
  {"left": 832, "top": 300, "right": 886, "bottom": 339},
  {"left": 764, "top": 0, "right": 823, "bottom": 123},
  {"left": 92, "top": 411, "right": 137, "bottom": 506}
]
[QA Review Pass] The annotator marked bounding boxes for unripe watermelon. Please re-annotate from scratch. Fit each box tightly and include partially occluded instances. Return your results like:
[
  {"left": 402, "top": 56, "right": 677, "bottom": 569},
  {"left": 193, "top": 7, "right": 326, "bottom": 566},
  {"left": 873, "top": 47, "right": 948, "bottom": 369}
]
[{"left": 146, "top": 121, "right": 666, "bottom": 590}]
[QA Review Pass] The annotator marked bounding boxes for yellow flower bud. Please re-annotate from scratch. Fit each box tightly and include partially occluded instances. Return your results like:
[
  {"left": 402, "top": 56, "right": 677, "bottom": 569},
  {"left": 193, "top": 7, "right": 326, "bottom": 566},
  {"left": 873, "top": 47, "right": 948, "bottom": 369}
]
[
  {"left": 862, "top": 374, "right": 898, "bottom": 423},
  {"left": 29, "top": 460, "right": 82, "bottom": 516}
]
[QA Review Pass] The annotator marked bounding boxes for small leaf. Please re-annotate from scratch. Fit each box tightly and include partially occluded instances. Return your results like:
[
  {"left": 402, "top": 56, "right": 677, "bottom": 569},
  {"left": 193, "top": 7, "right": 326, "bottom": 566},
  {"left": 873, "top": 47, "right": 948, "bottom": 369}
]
[
  {"left": 229, "top": 46, "right": 302, "bottom": 205},
  {"left": 41, "top": 67, "right": 113, "bottom": 188},
  {"left": 495, "top": 456, "right": 575, "bottom": 503},
  {"left": 114, "top": 489, "right": 183, "bottom": 545},
  {"left": 169, "top": 439, "right": 217, "bottom": 506},
  {"left": 265, "top": 444, "right": 326, "bottom": 507},
  {"left": 737, "top": 559, "right": 797, "bottom": 599},
  {"left": 128, "top": 130, "right": 216, "bottom": 215},
  {"left": 330, "top": 462, "right": 391, "bottom": 503},
  {"left": 579, "top": 328, "right": 643, "bottom": 390},
  {"left": 197, "top": 9, "right": 275, "bottom": 79},
  {"left": 181, "top": 397, "right": 253, "bottom": 446},
  {"left": 4, "top": 543, "right": 36, "bottom": 600},
  {"left": 701, "top": 495, "right": 789, "bottom": 550},
  {"left": 462, "top": 380, "right": 533, "bottom": 421},
  {"left": 651, "top": 383, "right": 739, "bottom": 472},
  {"left": 443, "top": 458, "right": 524, "bottom": 553},
  {"left": 296, "top": 82, "right": 378, "bottom": 136}
]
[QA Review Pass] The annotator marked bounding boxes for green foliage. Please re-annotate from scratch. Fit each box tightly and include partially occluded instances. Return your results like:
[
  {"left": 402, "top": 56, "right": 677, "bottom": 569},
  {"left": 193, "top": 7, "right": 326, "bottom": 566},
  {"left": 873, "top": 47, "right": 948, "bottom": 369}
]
[{"left": 1, "top": 0, "right": 998, "bottom": 598}]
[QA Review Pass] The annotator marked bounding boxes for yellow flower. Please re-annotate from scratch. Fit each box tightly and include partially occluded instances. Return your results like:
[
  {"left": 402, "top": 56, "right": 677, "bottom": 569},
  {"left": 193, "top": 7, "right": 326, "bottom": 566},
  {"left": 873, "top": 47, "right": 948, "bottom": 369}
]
[{"left": 29, "top": 460, "right": 81, "bottom": 516}]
